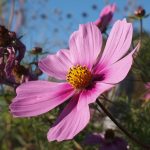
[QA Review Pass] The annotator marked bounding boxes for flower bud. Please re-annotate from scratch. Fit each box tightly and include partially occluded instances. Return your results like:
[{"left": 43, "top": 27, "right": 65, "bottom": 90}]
[
  {"left": 31, "top": 47, "right": 43, "bottom": 54},
  {"left": 134, "top": 6, "right": 146, "bottom": 17}
]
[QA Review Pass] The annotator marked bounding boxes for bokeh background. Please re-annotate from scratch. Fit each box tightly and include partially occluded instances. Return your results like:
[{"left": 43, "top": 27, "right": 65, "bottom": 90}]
[{"left": 3, "top": 0, "right": 150, "bottom": 51}]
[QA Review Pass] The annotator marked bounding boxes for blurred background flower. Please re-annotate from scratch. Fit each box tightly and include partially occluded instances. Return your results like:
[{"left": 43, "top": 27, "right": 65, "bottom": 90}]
[
  {"left": 94, "top": 4, "right": 116, "bottom": 33},
  {"left": 83, "top": 129, "right": 128, "bottom": 150}
]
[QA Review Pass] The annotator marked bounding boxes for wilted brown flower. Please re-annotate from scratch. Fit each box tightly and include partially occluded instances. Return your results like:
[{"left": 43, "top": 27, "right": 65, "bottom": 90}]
[{"left": 0, "top": 25, "right": 26, "bottom": 85}]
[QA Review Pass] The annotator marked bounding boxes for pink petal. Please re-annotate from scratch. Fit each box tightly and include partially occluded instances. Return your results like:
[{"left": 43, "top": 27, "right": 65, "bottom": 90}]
[
  {"left": 78, "top": 82, "right": 113, "bottom": 108},
  {"left": 94, "top": 4, "right": 116, "bottom": 32},
  {"left": 99, "top": 4, "right": 116, "bottom": 18},
  {"left": 10, "top": 81, "right": 75, "bottom": 117},
  {"left": 97, "top": 44, "right": 139, "bottom": 84},
  {"left": 98, "top": 19, "right": 133, "bottom": 68},
  {"left": 145, "top": 83, "right": 150, "bottom": 89},
  {"left": 38, "top": 49, "right": 72, "bottom": 80},
  {"left": 69, "top": 23, "right": 102, "bottom": 69},
  {"left": 47, "top": 94, "right": 90, "bottom": 141}
]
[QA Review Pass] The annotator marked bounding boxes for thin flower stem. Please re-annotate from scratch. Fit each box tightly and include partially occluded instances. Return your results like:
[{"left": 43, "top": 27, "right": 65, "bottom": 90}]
[
  {"left": 31, "top": 118, "right": 42, "bottom": 149},
  {"left": 100, "top": 94, "right": 115, "bottom": 105},
  {"left": 139, "top": 18, "right": 143, "bottom": 42},
  {"left": 96, "top": 99, "right": 150, "bottom": 150}
]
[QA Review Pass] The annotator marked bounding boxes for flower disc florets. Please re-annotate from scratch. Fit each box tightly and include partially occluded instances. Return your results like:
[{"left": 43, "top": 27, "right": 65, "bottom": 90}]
[{"left": 66, "top": 65, "right": 92, "bottom": 89}]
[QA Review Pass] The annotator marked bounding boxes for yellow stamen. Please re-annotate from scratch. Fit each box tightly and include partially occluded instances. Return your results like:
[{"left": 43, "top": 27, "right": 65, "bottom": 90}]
[{"left": 66, "top": 65, "right": 92, "bottom": 89}]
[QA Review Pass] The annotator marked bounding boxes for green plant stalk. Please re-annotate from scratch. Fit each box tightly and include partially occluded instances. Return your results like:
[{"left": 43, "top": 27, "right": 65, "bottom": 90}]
[
  {"left": 96, "top": 99, "right": 150, "bottom": 150},
  {"left": 139, "top": 18, "right": 143, "bottom": 42}
]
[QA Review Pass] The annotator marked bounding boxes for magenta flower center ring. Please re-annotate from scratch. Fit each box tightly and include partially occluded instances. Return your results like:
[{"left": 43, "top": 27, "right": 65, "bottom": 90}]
[{"left": 66, "top": 65, "right": 92, "bottom": 89}]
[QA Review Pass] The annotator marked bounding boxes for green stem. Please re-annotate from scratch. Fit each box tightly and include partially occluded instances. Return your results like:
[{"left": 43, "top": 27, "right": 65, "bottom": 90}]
[
  {"left": 32, "top": 118, "right": 41, "bottom": 149},
  {"left": 96, "top": 99, "right": 150, "bottom": 150},
  {"left": 139, "top": 18, "right": 143, "bottom": 42}
]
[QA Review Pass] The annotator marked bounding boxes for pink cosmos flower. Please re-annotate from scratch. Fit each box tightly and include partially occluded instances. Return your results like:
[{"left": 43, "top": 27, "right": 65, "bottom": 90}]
[
  {"left": 94, "top": 4, "right": 116, "bottom": 33},
  {"left": 10, "top": 19, "right": 138, "bottom": 142}
]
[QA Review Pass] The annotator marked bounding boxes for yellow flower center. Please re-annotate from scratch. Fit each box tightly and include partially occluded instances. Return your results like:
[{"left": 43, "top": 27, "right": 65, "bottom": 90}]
[{"left": 66, "top": 65, "right": 92, "bottom": 89}]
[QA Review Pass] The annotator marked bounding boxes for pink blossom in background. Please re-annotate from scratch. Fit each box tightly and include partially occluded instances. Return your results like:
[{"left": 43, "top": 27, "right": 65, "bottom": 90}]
[
  {"left": 10, "top": 19, "right": 138, "bottom": 142},
  {"left": 83, "top": 130, "right": 128, "bottom": 150},
  {"left": 94, "top": 4, "right": 116, "bottom": 33}
]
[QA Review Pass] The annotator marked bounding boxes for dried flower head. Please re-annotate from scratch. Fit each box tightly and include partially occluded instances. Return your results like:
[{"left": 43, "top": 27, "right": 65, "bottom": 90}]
[{"left": 0, "top": 25, "right": 26, "bottom": 85}]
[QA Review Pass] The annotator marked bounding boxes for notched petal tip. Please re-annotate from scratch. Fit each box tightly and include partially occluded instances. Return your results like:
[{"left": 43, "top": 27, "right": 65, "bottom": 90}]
[
  {"left": 111, "top": 3, "right": 117, "bottom": 11},
  {"left": 97, "top": 18, "right": 134, "bottom": 67}
]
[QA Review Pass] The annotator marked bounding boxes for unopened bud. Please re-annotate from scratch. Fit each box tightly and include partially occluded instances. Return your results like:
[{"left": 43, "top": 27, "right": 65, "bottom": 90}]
[
  {"left": 134, "top": 6, "right": 146, "bottom": 17},
  {"left": 31, "top": 47, "right": 42, "bottom": 54}
]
